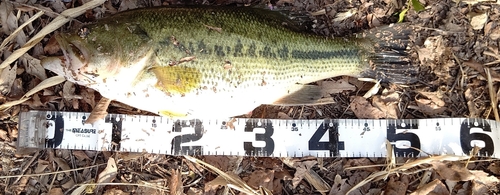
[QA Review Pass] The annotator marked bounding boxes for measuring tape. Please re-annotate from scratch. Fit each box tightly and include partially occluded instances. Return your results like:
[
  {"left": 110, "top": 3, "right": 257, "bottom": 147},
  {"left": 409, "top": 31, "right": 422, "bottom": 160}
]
[{"left": 16, "top": 111, "right": 500, "bottom": 157}]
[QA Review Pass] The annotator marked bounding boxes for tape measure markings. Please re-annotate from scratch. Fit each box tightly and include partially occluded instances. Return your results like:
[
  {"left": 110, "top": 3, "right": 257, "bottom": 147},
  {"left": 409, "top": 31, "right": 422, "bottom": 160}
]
[{"left": 16, "top": 111, "right": 500, "bottom": 157}]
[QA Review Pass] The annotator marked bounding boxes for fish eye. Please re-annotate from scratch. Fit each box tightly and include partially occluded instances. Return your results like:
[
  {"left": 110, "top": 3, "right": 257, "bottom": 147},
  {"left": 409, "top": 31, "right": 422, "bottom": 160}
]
[{"left": 78, "top": 27, "right": 90, "bottom": 39}]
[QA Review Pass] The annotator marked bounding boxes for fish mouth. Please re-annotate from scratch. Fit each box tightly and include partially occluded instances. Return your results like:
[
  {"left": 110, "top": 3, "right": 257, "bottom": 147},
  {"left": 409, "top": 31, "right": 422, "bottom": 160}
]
[{"left": 53, "top": 33, "right": 91, "bottom": 81}]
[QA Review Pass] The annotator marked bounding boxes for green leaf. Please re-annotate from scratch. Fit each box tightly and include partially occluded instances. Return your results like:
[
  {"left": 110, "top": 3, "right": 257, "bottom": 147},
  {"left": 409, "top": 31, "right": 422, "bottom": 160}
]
[
  {"left": 411, "top": 0, "right": 425, "bottom": 11},
  {"left": 398, "top": 8, "right": 409, "bottom": 23}
]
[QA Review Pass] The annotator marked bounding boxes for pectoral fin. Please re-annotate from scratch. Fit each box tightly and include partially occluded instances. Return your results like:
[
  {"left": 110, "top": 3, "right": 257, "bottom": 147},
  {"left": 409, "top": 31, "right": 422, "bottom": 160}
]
[{"left": 271, "top": 84, "right": 334, "bottom": 106}]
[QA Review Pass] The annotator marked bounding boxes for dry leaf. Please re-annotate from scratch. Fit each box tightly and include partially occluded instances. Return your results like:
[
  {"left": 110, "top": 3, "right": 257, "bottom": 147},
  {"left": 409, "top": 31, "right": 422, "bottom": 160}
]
[
  {"left": 0, "top": 98, "right": 30, "bottom": 112},
  {"left": 246, "top": 170, "right": 274, "bottom": 192},
  {"left": 385, "top": 176, "right": 409, "bottom": 195},
  {"left": 0, "top": 0, "right": 107, "bottom": 70},
  {"left": 102, "top": 188, "right": 126, "bottom": 195},
  {"left": 0, "top": 64, "right": 17, "bottom": 95},
  {"left": 169, "top": 169, "right": 183, "bottom": 195},
  {"left": 487, "top": 163, "right": 500, "bottom": 175},
  {"left": 49, "top": 188, "right": 64, "bottom": 195},
  {"left": 62, "top": 81, "right": 79, "bottom": 99},
  {"left": 81, "top": 88, "right": 96, "bottom": 108},
  {"left": 9, "top": 78, "right": 24, "bottom": 98},
  {"left": 333, "top": 8, "right": 357, "bottom": 22},
  {"left": 1, "top": 11, "right": 44, "bottom": 50},
  {"left": 53, "top": 157, "right": 72, "bottom": 177},
  {"left": 465, "top": 88, "right": 481, "bottom": 118},
  {"left": 185, "top": 155, "right": 260, "bottom": 195},
  {"left": 372, "top": 89, "right": 400, "bottom": 119},
  {"left": 350, "top": 96, "right": 386, "bottom": 119},
  {"left": 277, "top": 112, "right": 292, "bottom": 119},
  {"left": 43, "top": 35, "right": 61, "bottom": 55},
  {"left": 410, "top": 179, "right": 449, "bottom": 195},
  {"left": 0, "top": 1, "right": 15, "bottom": 35},
  {"left": 318, "top": 78, "right": 356, "bottom": 96},
  {"left": 85, "top": 97, "right": 111, "bottom": 125},
  {"left": 464, "top": 61, "right": 500, "bottom": 81},
  {"left": 203, "top": 156, "right": 232, "bottom": 172},
  {"left": 330, "top": 174, "right": 351, "bottom": 195},
  {"left": 26, "top": 94, "right": 44, "bottom": 108},
  {"left": 485, "top": 22, "right": 500, "bottom": 40},
  {"left": 118, "top": 0, "right": 138, "bottom": 11},
  {"left": 282, "top": 158, "right": 317, "bottom": 188},
  {"left": 21, "top": 54, "right": 47, "bottom": 80},
  {"left": 415, "top": 91, "right": 447, "bottom": 115},
  {"left": 471, "top": 170, "right": 499, "bottom": 185},
  {"left": 72, "top": 150, "right": 91, "bottom": 161},
  {"left": 304, "top": 168, "right": 330, "bottom": 193},
  {"left": 0, "top": 76, "right": 66, "bottom": 111},
  {"left": 97, "top": 157, "right": 117, "bottom": 183},
  {"left": 0, "top": 129, "right": 8, "bottom": 141},
  {"left": 24, "top": 76, "right": 66, "bottom": 98},
  {"left": 453, "top": 0, "right": 493, "bottom": 4},
  {"left": 472, "top": 180, "right": 489, "bottom": 194},
  {"left": 470, "top": 12, "right": 488, "bottom": 30},
  {"left": 62, "top": 179, "right": 75, "bottom": 189},
  {"left": 416, "top": 36, "right": 452, "bottom": 80},
  {"left": 433, "top": 162, "right": 474, "bottom": 181},
  {"left": 359, "top": 78, "right": 380, "bottom": 98},
  {"left": 205, "top": 175, "right": 230, "bottom": 191},
  {"left": 35, "top": 159, "right": 49, "bottom": 174}
]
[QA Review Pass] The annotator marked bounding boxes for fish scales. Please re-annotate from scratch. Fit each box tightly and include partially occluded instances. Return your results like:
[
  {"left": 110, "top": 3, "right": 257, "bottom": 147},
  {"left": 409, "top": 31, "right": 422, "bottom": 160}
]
[{"left": 44, "top": 6, "right": 418, "bottom": 118}]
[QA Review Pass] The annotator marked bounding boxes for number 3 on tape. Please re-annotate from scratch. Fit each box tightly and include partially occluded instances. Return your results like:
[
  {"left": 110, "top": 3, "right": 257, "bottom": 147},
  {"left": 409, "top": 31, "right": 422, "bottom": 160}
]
[{"left": 243, "top": 119, "right": 274, "bottom": 156}]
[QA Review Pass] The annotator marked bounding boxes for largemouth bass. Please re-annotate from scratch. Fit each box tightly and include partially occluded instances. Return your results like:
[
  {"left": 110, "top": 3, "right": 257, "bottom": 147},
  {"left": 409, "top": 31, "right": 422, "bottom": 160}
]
[{"left": 43, "top": 6, "right": 418, "bottom": 118}]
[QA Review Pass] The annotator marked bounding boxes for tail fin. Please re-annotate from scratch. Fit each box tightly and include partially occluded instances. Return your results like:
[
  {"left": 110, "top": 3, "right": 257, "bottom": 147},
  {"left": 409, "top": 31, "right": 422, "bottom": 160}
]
[{"left": 357, "top": 24, "right": 419, "bottom": 84}]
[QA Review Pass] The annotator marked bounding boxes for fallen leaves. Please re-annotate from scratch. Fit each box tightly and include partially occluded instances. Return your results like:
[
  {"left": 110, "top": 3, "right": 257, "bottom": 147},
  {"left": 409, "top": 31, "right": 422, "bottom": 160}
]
[
  {"left": 410, "top": 179, "right": 449, "bottom": 195},
  {"left": 416, "top": 36, "right": 453, "bottom": 82},
  {"left": 433, "top": 162, "right": 475, "bottom": 181},
  {"left": 246, "top": 169, "right": 275, "bottom": 192},
  {"left": 350, "top": 96, "right": 386, "bottom": 119},
  {"left": 0, "top": 0, "right": 107, "bottom": 70},
  {"left": 0, "top": 75, "right": 65, "bottom": 112},
  {"left": 20, "top": 53, "right": 47, "bottom": 80},
  {"left": 372, "top": 89, "right": 400, "bottom": 119},
  {"left": 85, "top": 97, "right": 111, "bottom": 125},
  {"left": 415, "top": 91, "right": 447, "bottom": 116},
  {"left": 0, "top": 64, "right": 17, "bottom": 95},
  {"left": 97, "top": 157, "right": 117, "bottom": 184},
  {"left": 185, "top": 155, "right": 262, "bottom": 195},
  {"left": 470, "top": 11, "right": 488, "bottom": 30},
  {"left": 317, "top": 78, "right": 356, "bottom": 97}
]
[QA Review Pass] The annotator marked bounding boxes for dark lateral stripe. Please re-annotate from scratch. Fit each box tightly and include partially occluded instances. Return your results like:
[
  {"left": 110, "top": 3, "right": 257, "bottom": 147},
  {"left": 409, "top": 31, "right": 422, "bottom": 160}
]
[
  {"left": 290, "top": 50, "right": 356, "bottom": 60},
  {"left": 192, "top": 39, "right": 358, "bottom": 60}
]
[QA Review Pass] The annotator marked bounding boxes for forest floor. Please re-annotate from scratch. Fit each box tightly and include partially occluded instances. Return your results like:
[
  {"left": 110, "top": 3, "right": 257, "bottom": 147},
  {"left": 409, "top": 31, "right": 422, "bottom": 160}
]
[{"left": 1, "top": 0, "right": 500, "bottom": 194}]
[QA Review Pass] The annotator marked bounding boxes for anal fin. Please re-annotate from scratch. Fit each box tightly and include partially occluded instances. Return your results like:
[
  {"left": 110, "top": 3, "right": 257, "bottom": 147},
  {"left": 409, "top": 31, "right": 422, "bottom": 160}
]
[{"left": 271, "top": 84, "right": 335, "bottom": 106}]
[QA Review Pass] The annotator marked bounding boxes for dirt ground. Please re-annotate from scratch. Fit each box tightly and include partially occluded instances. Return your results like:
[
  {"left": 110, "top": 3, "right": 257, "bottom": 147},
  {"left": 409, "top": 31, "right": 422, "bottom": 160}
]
[{"left": 1, "top": 0, "right": 500, "bottom": 194}]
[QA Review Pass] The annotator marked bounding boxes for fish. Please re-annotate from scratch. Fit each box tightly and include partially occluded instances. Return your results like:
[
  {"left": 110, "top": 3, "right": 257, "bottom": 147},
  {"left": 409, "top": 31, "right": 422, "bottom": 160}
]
[{"left": 43, "top": 6, "right": 418, "bottom": 118}]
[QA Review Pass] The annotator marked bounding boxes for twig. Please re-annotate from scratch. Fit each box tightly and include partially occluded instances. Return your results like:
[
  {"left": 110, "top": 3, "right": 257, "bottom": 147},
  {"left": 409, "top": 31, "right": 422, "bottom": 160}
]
[
  {"left": 13, "top": 151, "right": 39, "bottom": 184},
  {"left": 0, "top": 163, "right": 107, "bottom": 179},
  {"left": 485, "top": 68, "right": 500, "bottom": 121},
  {"left": 0, "top": 11, "right": 44, "bottom": 50},
  {"left": 47, "top": 166, "right": 60, "bottom": 193},
  {"left": 9, "top": 2, "right": 65, "bottom": 18}
]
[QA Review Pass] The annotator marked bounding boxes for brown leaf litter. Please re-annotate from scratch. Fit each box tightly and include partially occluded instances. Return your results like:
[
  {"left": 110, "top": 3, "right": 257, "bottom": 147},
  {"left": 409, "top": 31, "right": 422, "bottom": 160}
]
[{"left": 2, "top": 0, "right": 500, "bottom": 194}]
